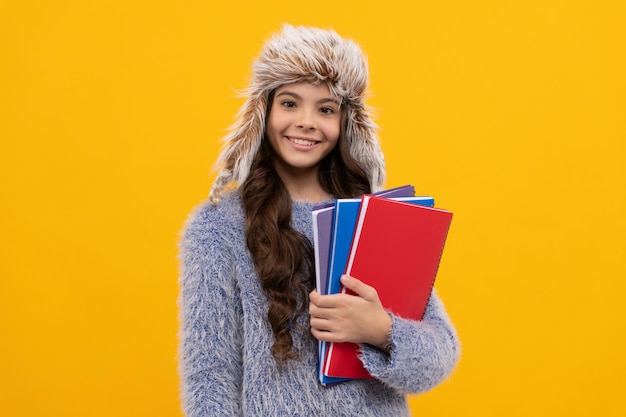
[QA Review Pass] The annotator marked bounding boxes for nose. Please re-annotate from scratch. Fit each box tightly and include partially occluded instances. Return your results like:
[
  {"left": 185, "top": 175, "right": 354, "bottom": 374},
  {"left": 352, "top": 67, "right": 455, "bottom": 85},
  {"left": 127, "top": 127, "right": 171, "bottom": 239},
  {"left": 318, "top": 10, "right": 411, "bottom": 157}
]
[{"left": 296, "top": 109, "right": 316, "bottom": 130}]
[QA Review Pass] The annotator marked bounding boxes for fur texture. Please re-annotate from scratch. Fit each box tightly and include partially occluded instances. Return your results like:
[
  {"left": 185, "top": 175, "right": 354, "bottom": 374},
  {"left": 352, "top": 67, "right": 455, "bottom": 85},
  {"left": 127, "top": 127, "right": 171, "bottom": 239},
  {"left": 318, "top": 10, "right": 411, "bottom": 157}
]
[
  {"left": 179, "top": 191, "right": 460, "bottom": 416},
  {"left": 209, "top": 24, "right": 385, "bottom": 203}
]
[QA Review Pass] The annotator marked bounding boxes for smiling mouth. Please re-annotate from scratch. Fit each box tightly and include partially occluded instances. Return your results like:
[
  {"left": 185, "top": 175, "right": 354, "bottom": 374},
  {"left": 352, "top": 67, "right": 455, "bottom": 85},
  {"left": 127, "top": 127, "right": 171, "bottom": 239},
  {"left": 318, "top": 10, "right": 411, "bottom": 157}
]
[{"left": 287, "top": 136, "right": 317, "bottom": 146}]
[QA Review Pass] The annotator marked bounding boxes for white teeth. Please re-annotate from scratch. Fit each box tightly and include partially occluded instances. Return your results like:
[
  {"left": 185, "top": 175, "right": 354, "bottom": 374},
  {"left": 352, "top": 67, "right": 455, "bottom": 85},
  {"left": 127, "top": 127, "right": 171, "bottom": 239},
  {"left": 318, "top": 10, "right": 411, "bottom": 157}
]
[{"left": 290, "top": 137, "right": 316, "bottom": 146}]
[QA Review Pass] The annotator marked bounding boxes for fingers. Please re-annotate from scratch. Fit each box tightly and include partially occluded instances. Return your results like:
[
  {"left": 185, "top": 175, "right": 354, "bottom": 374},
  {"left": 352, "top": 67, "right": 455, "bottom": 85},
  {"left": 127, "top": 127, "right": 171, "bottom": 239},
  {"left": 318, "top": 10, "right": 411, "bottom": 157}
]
[
  {"left": 309, "top": 275, "right": 389, "bottom": 346},
  {"left": 309, "top": 316, "right": 334, "bottom": 333},
  {"left": 309, "top": 310, "right": 353, "bottom": 344},
  {"left": 309, "top": 294, "right": 342, "bottom": 320},
  {"left": 309, "top": 276, "right": 378, "bottom": 313},
  {"left": 310, "top": 326, "right": 349, "bottom": 343},
  {"left": 309, "top": 289, "right": 347, "bottom": 309},
  {"left": 340, "top": 275, "right": 378, "bottom": 300}
]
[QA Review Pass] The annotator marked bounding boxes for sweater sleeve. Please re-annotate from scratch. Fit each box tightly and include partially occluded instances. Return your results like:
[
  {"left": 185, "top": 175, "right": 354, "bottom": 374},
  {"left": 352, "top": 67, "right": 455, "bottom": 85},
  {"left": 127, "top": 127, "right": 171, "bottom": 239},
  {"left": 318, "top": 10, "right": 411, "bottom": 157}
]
[
  {"left": 178, "top": 206, "right": 244, "bottom": 417},
  {"left": 358, "top": 289, "right": 460, "bottom": 394}
]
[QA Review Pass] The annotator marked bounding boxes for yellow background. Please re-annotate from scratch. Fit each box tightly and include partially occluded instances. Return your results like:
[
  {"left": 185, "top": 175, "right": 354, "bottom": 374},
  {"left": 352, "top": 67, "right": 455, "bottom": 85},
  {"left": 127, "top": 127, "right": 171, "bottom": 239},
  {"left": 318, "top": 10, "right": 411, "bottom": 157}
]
[{"left": 1, "top": 1, "right": 625, "bottom": 416}]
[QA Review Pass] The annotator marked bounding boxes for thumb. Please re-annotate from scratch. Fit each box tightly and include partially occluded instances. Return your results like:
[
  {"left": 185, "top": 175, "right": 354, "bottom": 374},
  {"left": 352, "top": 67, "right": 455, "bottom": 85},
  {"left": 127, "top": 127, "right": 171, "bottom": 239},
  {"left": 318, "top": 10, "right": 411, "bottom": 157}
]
[{"left": 340, "top": 274, "right": 376, "bottom": 299}]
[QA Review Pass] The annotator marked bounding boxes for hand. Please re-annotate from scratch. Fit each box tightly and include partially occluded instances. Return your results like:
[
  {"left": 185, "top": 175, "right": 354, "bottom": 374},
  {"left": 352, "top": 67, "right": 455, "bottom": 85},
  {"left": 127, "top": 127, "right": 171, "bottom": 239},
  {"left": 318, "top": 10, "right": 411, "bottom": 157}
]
[{"left": 309, "top": 275, "right": 392, "bottom": 350}]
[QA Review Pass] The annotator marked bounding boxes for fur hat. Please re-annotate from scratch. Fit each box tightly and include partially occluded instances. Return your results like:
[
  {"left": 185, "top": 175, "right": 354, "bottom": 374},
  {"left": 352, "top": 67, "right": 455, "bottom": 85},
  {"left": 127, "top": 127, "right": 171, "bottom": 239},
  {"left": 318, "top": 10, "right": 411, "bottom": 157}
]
[{"left": 209, "top": 24, "right": 386, "bottom": 203}]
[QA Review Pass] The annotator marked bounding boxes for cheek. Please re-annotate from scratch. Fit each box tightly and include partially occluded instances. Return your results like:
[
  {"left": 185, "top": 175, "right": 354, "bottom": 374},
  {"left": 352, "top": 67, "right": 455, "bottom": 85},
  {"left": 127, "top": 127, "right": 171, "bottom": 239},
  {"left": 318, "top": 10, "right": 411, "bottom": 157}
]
[
  {"left": 267, "top": 106, "right": 293, "bottom": 130},
  {"left": 266, "top": 112, "right": 281, "bottom": 134},
  {"left": 264, "top": 119, "right": 281, "bottom": 151},
  {"left": 325, "top": 120, "right": 341, "bottom": 144},
  {"left": 324, "top": 129, "right": 341, "bottom": 156}
]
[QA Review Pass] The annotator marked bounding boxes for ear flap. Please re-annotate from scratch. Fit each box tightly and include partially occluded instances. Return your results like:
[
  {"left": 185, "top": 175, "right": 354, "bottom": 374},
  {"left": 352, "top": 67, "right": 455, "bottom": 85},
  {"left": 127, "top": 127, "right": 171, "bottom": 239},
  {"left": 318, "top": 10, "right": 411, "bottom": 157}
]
[
  {"left": 346, "top": 105, "right": 386, "bottom": 192},
  {"left": 209, "top": 93, "right": 268, "bottom": 204}
]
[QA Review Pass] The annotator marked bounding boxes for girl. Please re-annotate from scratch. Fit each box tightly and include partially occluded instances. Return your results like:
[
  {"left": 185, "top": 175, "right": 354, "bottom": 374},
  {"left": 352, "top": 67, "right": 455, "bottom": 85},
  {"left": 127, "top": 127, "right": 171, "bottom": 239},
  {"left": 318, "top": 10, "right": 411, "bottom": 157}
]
[{"left": 178, "top": 24, "right": 459, "bottom": 417}]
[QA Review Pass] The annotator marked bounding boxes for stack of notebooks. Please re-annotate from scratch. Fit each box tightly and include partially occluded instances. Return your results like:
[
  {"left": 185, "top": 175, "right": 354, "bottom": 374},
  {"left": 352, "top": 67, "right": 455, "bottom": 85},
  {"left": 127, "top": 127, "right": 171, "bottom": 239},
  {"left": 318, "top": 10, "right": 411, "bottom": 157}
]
[{"left": 311, "top": 185, "right": 453, "bottom": 385}]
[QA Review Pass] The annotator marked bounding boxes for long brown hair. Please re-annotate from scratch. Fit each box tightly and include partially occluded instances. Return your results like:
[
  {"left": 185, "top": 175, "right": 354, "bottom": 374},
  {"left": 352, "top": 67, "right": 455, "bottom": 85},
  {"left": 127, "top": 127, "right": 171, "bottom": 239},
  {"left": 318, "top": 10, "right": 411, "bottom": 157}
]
[{"left": 241, "top": 91, "right": 371, "bottom": 366}]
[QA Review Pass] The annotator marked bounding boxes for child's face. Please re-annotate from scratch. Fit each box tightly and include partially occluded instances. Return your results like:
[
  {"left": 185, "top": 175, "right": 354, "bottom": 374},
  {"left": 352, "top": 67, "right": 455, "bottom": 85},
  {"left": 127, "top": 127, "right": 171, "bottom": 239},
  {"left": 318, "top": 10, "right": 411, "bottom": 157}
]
[{"left": 266, "top": 82, "right": 341, "bottom": 177}]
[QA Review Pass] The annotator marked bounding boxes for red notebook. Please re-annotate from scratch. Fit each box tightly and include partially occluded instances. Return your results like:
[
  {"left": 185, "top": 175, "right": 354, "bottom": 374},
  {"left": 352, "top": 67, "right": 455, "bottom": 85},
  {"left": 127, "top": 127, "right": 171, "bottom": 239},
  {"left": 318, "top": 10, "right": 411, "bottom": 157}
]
[{"left": 323, "top": 195, "right": 453, "bottom": 380}]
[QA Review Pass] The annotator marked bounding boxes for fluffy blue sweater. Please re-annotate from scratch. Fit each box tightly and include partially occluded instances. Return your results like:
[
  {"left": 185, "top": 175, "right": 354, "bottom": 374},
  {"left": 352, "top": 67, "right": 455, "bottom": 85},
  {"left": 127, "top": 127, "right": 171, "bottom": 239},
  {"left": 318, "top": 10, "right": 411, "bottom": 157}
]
[{"left": 178, "top": 192, "right": 460, "bottom": 416}]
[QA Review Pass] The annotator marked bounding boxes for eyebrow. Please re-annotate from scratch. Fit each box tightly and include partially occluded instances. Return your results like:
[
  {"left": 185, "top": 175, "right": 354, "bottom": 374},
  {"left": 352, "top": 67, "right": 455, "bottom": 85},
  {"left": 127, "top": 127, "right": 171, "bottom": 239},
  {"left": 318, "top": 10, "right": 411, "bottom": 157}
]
[{"left": 275, "top": 90, "right": 341, "bottom": 106}]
